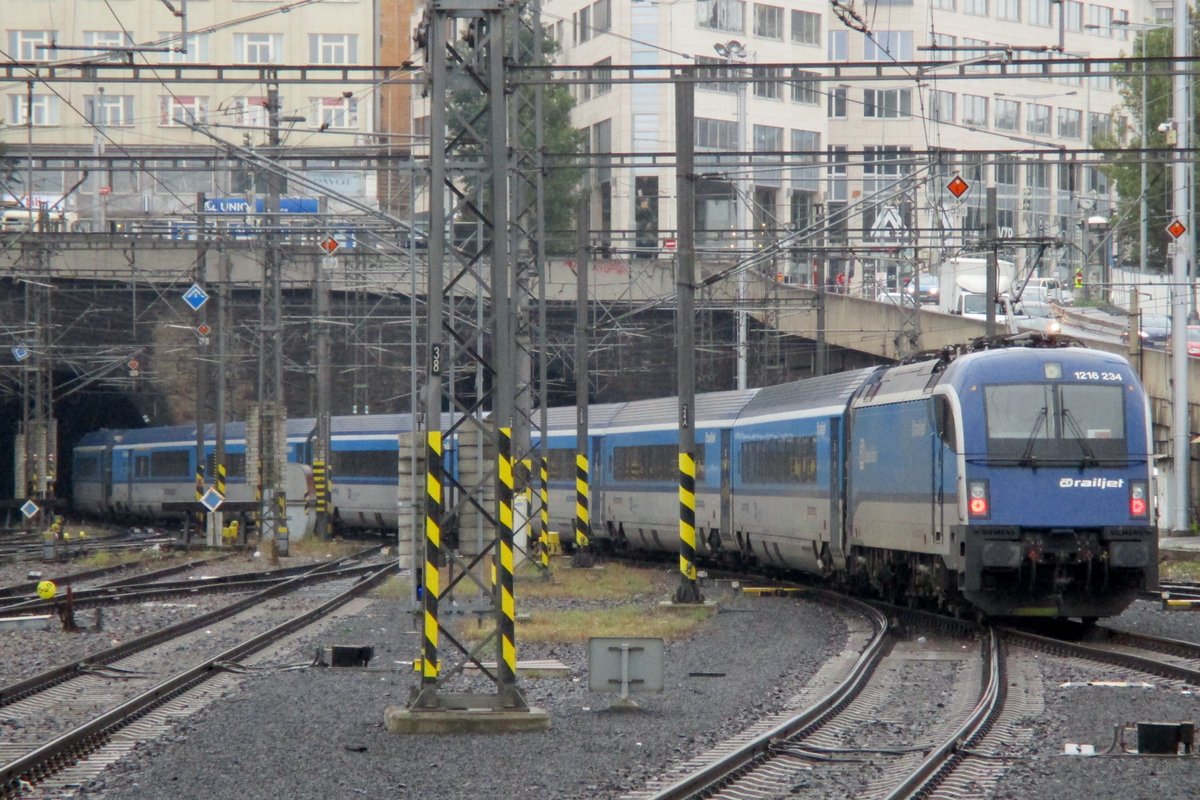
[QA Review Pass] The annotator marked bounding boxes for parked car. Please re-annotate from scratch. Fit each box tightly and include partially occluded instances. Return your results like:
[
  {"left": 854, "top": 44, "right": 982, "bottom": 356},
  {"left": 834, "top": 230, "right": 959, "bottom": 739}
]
[
  {"left": 1121, "top": 314, "right": 1172, "bottom": 348},
  {"left": 1187, "top": 325, "right": 1200, "bottom": 356}
]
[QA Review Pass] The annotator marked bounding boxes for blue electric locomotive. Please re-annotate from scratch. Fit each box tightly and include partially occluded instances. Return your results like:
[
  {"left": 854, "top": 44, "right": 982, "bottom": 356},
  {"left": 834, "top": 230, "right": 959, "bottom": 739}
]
[{"left": 579, "top": 338, "right": 1156, "bottom": 619}]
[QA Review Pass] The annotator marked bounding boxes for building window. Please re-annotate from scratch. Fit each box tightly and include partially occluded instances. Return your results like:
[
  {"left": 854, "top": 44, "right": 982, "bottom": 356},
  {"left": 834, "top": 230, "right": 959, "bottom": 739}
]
[
  {"left": 234, "top": 32, "right": 282, "bottom": 64},
  {"left": 1089, "top": 111, "right": 1112, "bottom": 140},
  {"left": 1065, "top": 1, "right": 1083, "bottom": 31},
  {"left": 308, "top": 33, "right": 357, "bottom": 64},
  {"left": 593, "top": 57, "right": 612, "bottom": 96},
  {"left": 160, "top": 95, "right": 208, "bottom": 126},
  {"left": 753, "top": 66, "right": 782, "bottom": 99},
  {"left": 592, "top": 0, "right": 612, "bottom": 33},
  {"left": 313, "top": 96, "right": 359, "bottom": 129},
  {"left": 963, "top": 94, "right": 988, "bottom": 126},
  {"left": 964, "top": 0, "right": 987, "bottom": 15},
  {"left": 1087, "top": 4, "right": 1112, "bottom": 34},
  {"left": 863, "top": 88, "right": 912, "bottom": 118},
  {"left": 791, "top": 10, "right": 820, "bottom": 45},
  {"left": 931, "top": 90, "right": 955, "bottom": 122},
  {"left": 995, "top": 99, "right": 1019, "bottom": 131},
  {"left": 1029, "top": 0, "right": 1051, "bottom": 25},
  {"left": 7, "top": 94, "right": 58, "bottom": 126},
  {"left": 753, "top": 4, "right": 783, "bottom": 38},
  {"left": 85, "top": 94, "right": 135, "bottom": 127},
  {"left": 1027, "top": 103, "right": 1051, "bottom": 135},
  {"left": 754, "top": 123, "right": 783, "bottom": 151},
  {"left": 930, "top": 32, "right": 956, "bottom": 53},
  {"left": 995, "top": 0, "right": 1019, "bottom": 20},
  {"left": 8, "top": 30, "right": 54, "bottom": 61},
  {"left": 576, "top": 6, "right": 591, "bottom": 43},
  {"left": 160, "top": 32, "right": 211, "bottom": 63},
  {"left": 1057, "top": 107, "right": 1081, "bottom": 138},
  {"left": 698, "top": 0, "right": 745, "bottom": 33},
  {"left": 696, "top": 117, "right": 739, "bottom": 149},
  {"left": 828, "top": 86, "right": 847, "bottom": 118},
  {"left": 235, "top": 96, "right": 270, "bottom": 128},
  {"left": 828, "top": 30, "right": 848, "bottom": 61},
  {"left": 790, "top": 70, "right": 819, "bottom": 104},
  {"left": 84, "top": 31, "right": 134, "bottom": 58},
  {"left": 696, "top": 56, "right": 737, "bottom": 93},
  {"left": 932, "top": 0, "right": 955, "bottom": 9},
  {"left": 864, "top": 31, "right": 913, "bottom": 61},
  {"left": 791, "top": 129, "right": 820, "bottom": 192}
]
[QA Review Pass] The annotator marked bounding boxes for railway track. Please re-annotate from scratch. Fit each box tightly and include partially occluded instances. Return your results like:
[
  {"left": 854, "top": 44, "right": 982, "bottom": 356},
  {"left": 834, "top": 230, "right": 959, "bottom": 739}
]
[
  {"left": 623, "top": 597, "right": 1006, "bottom": 800},
  {"left": 0, "top": 548, "right": 382, "bottom": 616},
  {"left": 0, "top": 553, "right": 394, "bottom": 797}
]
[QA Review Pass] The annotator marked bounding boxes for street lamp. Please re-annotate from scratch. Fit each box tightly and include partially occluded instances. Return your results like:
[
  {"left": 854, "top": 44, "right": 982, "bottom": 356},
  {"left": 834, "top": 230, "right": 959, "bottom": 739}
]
[{"left": 714, "top": 39, "right": 750, "bottom": 390}]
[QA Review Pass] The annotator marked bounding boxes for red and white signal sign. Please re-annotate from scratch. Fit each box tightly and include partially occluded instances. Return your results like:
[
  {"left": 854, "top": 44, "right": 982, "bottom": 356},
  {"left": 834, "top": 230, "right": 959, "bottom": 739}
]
[
  {"left": 1167, "top": 219, "right": 1187, "bottom": 239},
  {"left": 946, "top": 176, "right": 970, "bottom": 198},
  {"left": 663, "top": 238, "right": 677, "bottom": 251},
  {"left": 319, "top": 236, "right": 340, "bottom": 255},
  {"left": 197, "top": 323, "right": 212, "bottom": 337}
]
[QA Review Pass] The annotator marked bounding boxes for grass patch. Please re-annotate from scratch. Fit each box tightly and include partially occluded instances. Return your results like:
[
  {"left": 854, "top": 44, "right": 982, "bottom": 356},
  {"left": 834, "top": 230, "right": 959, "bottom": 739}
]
[
  {"left": 286, "top": 537, "right": 368, "bottom": 560},
  {"left": 516, "top": 603, "right": 712, "bottom": 644},
  {"left": 369, "top": 575, "right": 413, "bottom": 600},
  {"left": 515, "top": 561, "right": 674, "bottom": 602},
  {"left": 76, "top": 550, "right": 142, "bottom": 569},
  {"left": 1161, "top": 557, "right": 1200, "bottom": 582}
]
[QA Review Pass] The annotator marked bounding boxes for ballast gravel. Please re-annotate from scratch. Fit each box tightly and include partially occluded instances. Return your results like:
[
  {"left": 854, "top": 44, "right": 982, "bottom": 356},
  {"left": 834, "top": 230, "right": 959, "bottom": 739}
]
[{"left": 7, "top": 565, "right": 1200, "bottom": 800}]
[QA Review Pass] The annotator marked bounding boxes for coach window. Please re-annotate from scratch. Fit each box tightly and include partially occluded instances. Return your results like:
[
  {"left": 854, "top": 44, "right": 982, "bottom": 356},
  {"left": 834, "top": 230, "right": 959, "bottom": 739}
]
[
  {"left": 135, "top": 455, "right": 151, "bottom": 478},
  {"left": 151, "top": 450, "right": 190, "bottom": 478},
  {"left": 934, "top": 396, "right": 958, "bottom": 451}
]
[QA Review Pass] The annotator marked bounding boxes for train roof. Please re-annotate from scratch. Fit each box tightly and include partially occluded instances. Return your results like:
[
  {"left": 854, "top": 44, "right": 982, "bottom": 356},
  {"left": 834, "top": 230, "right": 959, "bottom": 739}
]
[
  {"left": 739, "top": 368, "right": 879, "bottom": 421},
  {"left": 541, "top": 402, "right": 626, "bottom": 436},
  {"left": 113, "top": 424, "right": 200, "bottom": 446},
  {"left": 75, "top": 429, "right": 121, "bottom": 448},
  {"left": 605, "top": 388, "right": 759, "bottom": 433},
  {"left": 332, "top": 413, "right": 414, "bottom": 436}
]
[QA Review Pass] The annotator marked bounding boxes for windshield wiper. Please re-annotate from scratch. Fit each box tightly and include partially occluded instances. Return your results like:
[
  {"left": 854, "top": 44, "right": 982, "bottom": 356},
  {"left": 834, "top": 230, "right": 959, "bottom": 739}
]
[
  {"left": 1060, "top": 407, "right": 1097, "bottom": 466},
  {"left": 1019, "top": 406, "right": 1048, "bottom": 466}
]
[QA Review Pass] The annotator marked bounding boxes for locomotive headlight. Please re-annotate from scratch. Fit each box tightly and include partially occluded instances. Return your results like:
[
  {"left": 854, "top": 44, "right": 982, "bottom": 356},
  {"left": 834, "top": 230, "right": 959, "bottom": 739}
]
[
  {"left": 967, "top": 480, "right": 990, "bottom": 518},
  {"left": 1129, "top": 480, "right": 1149, "bottom": 519}
]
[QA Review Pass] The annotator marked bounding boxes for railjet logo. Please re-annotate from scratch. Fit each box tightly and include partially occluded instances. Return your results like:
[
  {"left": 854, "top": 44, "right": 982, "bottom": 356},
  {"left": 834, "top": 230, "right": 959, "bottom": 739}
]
[{"left": 1059, "top": 477, "right": 1125, "bottom": 489}]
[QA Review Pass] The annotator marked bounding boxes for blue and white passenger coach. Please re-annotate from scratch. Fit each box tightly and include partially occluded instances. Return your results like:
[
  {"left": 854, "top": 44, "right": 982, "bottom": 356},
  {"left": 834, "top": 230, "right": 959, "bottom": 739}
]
[{"left": 846, "top": 343, "right": 1156, "bottom": 618}]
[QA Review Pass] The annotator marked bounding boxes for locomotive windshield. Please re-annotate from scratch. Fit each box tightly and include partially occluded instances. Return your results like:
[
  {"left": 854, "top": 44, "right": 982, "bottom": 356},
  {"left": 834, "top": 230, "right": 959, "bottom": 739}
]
[{"left": 983, "top": 383, "right": 1126, "bottom": 463}]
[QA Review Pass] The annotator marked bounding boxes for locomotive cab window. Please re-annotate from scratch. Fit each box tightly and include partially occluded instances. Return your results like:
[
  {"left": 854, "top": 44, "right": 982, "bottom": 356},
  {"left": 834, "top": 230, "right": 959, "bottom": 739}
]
[{"left": 983, "top": 383, "right": 1125, "bottom": 462}]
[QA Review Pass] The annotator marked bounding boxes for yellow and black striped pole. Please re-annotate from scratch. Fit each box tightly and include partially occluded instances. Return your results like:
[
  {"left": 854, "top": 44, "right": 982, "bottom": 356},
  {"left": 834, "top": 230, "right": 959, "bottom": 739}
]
[
  {"left": 573, "top": 453, "right": 594, "bottom": 567},
  {"left": 497, "top": 428, "right": 519, "bottom": 691},
  {"left": 312, "top": 459, "right": 328, "bottom": 539},
  {"left": 275, "top": 491, "right": 288, "bottom": 556},
  {"left": 194, "top": 464, "right": 205, "bottom": 540},
  {"left": 420, "top": 432, "right": 442, "bottom": 690},
  {"left": 538, "top": 455, "right": 551, "bottom": 571},
  {"left": 215, "top": 463, "right": 226, "bottom": 499},
  {"left": 675, "top": 450, "right": 702, "bottom": 603}
]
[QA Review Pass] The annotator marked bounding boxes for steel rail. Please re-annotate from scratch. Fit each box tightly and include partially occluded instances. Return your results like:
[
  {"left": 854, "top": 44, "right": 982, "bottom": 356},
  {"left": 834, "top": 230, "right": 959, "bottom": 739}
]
[
  {"left": 0, "top": 549, "right": 385, "bottom": 708},
  {"left": 0, "top": 561, "right": 383, "bottom": 614},
  {"left": 644, "top": 594, "right": 890, "bottom": 800},
  {"left": 0, "top": 553, "right": 233, "bottom": 601},
  {"left": 998, "top": 627, "right": 1200, "bottom": 685},
  {"left": 0, "top": 562, "right": 392, "bottom": 797},
  {"left": 883, "top": 628, "right": 1004, "bottom": 800}
]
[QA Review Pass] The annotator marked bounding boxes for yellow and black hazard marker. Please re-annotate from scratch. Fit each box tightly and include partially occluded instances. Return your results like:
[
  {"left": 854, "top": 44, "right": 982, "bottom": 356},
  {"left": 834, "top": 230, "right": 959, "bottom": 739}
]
[
  {"left": 215, "top": 463, "right": 226, "bottom": 499},
  {"left": 313, "top": 459, "right": 328, "bottom": 514},
  {"left": 421, "top": 432, "right": 442, "bottom": 683},
  {"left": 675, "top": 450, "right": 703, "bottom": 603},
  {"left": 538, "top": 455, "right": 551, "bottom": 571},
  {"left": 573, "top": 453, "right": 594, "bottom": 567},
  {"left": 194, "top": 465, "right": 205, "bottom": 502},
  {"left": 276, "top": 491, "right": 288, "bottom": 554},
  {"left": 497, "top": 428, "right": 519, "bottom": 686}
]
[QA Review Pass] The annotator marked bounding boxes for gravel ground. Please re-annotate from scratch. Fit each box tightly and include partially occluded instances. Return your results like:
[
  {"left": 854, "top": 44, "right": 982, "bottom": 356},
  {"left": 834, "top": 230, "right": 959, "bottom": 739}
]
[
  {"left": 47, "top": 576, "right": 850, "bottom": 800},
  {"left": 991, "top": 598, "right": 1200, "bottom": 800},
  {"left": 0, "top": 548, "right": 342, "bottom": 686},
  {"left": 8, "top": 560, "right": 1200, "bottom": 800}
]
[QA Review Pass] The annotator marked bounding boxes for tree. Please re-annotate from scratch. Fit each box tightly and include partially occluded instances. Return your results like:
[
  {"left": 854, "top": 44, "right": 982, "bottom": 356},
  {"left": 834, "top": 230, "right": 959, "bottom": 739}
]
[
  {"left": 444, "top": 12, "right": 585, "bottom": 256},
  {"left": 1094, "top": 21, "right": 1200, "bottom": 271}
]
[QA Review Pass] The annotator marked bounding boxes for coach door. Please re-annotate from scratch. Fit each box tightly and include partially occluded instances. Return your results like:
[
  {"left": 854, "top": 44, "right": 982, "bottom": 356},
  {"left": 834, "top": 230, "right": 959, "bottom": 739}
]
[
  {"left": 102, "top": 448, "right": 114, "bottom": 507},
  {"left": 719, "top": 429, "right": 733, "bottom": 545},
  {"left": 827, "top": 417, "right": 846, "bottom": 568}
]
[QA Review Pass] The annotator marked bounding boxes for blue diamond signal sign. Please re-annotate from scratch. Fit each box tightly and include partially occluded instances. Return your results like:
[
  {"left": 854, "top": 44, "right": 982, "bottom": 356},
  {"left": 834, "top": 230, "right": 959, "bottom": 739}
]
[
  {"left": 200, "top": 487, "right": 225, "bottom": 512},
  {"left": 20, "top": 499, "right": 39, "bottom": 519},
  {"left": 182, "top": 283, "right": 210, "bottom": 311},
  {"left": 11, "top": 345, "right": 29, "bottom": 362}
]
